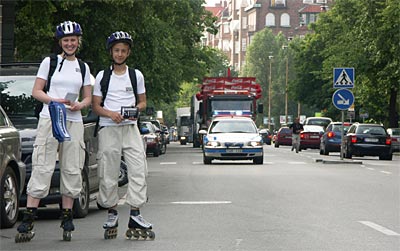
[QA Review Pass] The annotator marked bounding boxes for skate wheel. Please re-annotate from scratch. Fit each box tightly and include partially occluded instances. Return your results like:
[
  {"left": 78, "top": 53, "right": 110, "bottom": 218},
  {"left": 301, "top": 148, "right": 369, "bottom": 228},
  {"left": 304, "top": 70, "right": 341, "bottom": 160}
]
[
  {"left": 63, "top": 231, "right": 72, "bottom": 241},
  {"left": 104, "top": 228, "right": 118, "bottom": 239},
  {"left": 15, "top": 232, "right": 35, "bottom": 243},
  {"left": 147, "top": 230, "right": 155, "bottom": 240}
]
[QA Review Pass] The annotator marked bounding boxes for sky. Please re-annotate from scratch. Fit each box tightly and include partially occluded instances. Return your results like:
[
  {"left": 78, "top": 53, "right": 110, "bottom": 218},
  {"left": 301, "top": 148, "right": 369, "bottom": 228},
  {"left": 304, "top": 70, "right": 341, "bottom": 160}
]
[{"left": 205, "top": 0, "right": 220, "bottom": 7}]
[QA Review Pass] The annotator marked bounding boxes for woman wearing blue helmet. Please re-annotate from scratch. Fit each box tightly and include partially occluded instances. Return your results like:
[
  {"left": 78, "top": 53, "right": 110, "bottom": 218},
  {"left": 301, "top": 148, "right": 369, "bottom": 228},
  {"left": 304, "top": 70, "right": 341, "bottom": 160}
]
[
  {"left": 92, "top": 31, "right": 154, "bottom": 240},
  {"left": 15, "top": 21, "right": 92, "bottom": 243}
]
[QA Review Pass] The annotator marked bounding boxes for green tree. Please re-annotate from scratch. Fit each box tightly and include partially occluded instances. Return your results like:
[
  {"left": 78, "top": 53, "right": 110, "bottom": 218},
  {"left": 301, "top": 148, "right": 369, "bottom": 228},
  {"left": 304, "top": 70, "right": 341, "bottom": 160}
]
[{"left": 13, "top": 0, "right": 219, "bottom": 113}]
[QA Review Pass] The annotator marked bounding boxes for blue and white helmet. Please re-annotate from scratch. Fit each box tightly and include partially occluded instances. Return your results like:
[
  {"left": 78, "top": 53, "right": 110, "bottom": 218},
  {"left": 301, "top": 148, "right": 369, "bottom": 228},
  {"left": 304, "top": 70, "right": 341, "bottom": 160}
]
[
  {"left": 106, "top": 31, "right": 133, "bottom": 50},
  {"left": 55, "top": 21, "right": 82, "bottom": 39}
]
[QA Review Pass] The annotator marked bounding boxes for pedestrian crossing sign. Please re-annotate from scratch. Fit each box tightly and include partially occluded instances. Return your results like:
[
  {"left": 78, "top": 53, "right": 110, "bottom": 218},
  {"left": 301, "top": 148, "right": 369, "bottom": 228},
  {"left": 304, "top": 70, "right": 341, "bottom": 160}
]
[{"left": 333, "top": 68, "right": 354, "bottom": 88}]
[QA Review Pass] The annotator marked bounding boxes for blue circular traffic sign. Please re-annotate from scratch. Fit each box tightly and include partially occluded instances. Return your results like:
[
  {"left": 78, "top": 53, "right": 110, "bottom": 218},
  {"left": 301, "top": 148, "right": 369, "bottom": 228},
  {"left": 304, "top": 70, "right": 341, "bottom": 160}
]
[{"left": 332, "top": 89, "right": 354, "bottom": 110}]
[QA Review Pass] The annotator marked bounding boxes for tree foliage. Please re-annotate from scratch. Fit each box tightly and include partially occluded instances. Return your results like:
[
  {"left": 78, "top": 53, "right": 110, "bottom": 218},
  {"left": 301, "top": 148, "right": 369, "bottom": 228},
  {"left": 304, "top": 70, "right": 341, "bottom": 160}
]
[
  {"left": 291, "top": 0, "right": 399, "bottom": 126},
  {"left": 14, "top": 0, "right": 219, "bottom": 111}
]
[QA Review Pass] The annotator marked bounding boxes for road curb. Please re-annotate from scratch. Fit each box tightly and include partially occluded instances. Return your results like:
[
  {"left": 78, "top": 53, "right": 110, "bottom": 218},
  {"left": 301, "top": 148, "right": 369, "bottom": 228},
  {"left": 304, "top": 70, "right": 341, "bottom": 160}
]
[{"left": 314, "top": 158, "right": 363, "bottom": 164}]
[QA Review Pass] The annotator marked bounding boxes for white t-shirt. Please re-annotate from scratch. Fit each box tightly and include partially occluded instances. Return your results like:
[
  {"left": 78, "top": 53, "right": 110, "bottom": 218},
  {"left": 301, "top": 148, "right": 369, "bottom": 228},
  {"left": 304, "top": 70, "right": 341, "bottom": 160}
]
[
  {"left": 93, "top": 66, "right": 145, "bottom": 127},
  {"left": 37, "top": 55, "right": 92, "bottom": 122}
]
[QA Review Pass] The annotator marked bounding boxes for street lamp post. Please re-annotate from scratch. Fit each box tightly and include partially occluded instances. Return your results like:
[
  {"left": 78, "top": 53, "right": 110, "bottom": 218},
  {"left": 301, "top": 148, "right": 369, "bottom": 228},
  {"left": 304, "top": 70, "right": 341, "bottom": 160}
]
[
  {"left": 282, "top": 45, "right": 288, "bottom": 125},
  {"left": 268, "top": 55, "right": 273, "bottom": 131}
]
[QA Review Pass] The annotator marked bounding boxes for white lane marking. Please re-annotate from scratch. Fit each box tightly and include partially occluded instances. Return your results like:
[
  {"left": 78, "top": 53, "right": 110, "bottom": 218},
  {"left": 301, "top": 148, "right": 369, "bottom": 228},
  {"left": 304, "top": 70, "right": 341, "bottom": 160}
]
[
  {"left": 289, "top": 162, "right": 307, "bottom": 164},
  {"left": 171, "top": 201, "right": 232, "bottom": 205},
  {"left": 359, "top": 221, "right": 400, "bottom": 236},
  {"left": 366, "top": 167, "right": 375, "bottom": 171},
  {"left": 380, "top": 171, "right": 392, "bottom": 175},
  {"left": 160, "top": 162, "right": 177, "bottom": 165},
  {"left": 192, "top": 162, "right": 203, "bottom": 165}
]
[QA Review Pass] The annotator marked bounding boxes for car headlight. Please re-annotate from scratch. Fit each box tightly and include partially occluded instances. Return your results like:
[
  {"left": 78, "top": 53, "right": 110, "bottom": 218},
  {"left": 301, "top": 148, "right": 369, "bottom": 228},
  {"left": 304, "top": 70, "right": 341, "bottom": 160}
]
[
  {"left": 249, "top": 141, "right": 262, "bottom": 147},
  {"left": 206, "top": 141, "right": 221, "bottom": 147}
]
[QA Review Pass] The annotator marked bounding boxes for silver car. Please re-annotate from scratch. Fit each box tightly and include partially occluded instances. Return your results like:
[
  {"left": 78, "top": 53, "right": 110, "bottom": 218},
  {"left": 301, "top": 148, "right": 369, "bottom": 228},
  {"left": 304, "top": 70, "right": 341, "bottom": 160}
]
[
  {"left": 200, "top": 116, "right": 264, "bottom": 164},
  {"left": 0, "top": 105, "right": 26, "bottom": 228}
]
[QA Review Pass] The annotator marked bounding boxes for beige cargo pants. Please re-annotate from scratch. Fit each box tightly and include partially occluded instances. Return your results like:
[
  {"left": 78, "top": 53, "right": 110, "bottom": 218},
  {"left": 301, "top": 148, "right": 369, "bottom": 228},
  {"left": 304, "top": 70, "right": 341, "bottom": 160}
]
[
  {"left": 27, "top": 118, "right": 85, "bottom": 199},
  {"left": 97, "top": 124, "right": 147, "bottom": 209}
]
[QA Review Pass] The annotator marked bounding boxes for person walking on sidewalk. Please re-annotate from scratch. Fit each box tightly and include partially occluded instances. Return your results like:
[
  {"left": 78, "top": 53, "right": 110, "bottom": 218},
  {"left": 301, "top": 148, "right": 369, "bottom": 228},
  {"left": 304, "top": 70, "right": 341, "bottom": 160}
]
[{"left": 289, "top": 117, "right": 304, "bottom": 153}]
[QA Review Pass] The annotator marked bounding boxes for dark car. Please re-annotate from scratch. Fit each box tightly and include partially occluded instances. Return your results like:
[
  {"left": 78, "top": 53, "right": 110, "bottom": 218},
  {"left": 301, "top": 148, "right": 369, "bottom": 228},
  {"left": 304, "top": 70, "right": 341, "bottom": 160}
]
[
  {"left": 343, "top": 123, "right": 392, "bottom": 160},
  {"left": 0, "top": 106, "right": 26, "bottom": 229},
  {"left": 0, "top": 63, "right": 127, "bottom": 218},
  {"left": 320, "top": 122, "right": 352, "bottom": 155},
  {"left": 299, "top": 125, "right": 324, "bottom": 150},
  {"left": 259, "top": 128, "right": 272, "bottom": 145},
  {"left": 140, "top": 121, "right": 162, "bottom": 157},
  {"left": 274, "top": 127, "right": 292, "bottom": 148}
]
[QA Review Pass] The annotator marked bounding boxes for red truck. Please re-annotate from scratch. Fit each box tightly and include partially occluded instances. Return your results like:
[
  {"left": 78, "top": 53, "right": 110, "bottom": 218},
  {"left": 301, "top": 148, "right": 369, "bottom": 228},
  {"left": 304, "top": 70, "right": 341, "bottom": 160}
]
[{"left": 194, "top": 75, "right": 263, "bottom": 146}]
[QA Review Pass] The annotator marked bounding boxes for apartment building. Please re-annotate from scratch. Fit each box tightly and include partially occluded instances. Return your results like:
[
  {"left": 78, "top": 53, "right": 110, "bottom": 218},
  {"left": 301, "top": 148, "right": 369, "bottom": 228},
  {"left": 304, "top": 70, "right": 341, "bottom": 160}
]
[{"left": 204, "top": 0, "right": 333, "bottom": 72}]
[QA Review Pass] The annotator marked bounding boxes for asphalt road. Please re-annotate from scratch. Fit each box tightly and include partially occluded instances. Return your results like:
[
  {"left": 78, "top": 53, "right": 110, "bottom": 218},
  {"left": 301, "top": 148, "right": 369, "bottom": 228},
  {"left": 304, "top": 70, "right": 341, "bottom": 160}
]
[{"left": 1, "top": 142, "right": 399, "bottom": 251}]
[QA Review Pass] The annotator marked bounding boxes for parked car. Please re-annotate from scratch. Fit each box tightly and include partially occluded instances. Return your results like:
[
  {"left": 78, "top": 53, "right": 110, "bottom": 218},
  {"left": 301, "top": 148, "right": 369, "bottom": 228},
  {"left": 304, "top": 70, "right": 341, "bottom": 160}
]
[
  {"left": 148, "top": 119, "right": 167, "bottom": 154},
  {"left": 343, "top": 123, "right": 392, "bottom": 160},
  {"left": 274, "top": 126, "right": 292, "bottom": 148},
  {"left": 140, "top": 121, "right": 162, "bottom": 157},
  {"left": 199, "top": 116, "right": 263, "bottom": 164},
  {"left": 0, "top": 106, "right": 26, "bottom": 229},
  {"left": 299, "top": 125, "right": 324, "bottom": 150},
  {"left": 259, "top": 128, "right": 272, "bottom": 145},
  {"left": 320, "top": 122, "right": 352, "bottom": 155},
  {"left": 386, "top": 128, "right": 400, "bottom": 152},
  {"left": 0, "top": 63, "right": 127, "bottom": 218},
  {"left": 304, "top": 117, "right": 333, "bottom": 130}
]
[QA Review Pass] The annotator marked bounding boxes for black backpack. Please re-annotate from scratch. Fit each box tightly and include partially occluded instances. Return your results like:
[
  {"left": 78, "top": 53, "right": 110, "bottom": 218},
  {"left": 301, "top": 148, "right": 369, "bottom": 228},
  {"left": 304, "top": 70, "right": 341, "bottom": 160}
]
[
  {"left": 93, "top": 67, "right": 138, "bottom": 136},
  {"left": 34, "top": 54, "right": 86, "bottom": 118}
]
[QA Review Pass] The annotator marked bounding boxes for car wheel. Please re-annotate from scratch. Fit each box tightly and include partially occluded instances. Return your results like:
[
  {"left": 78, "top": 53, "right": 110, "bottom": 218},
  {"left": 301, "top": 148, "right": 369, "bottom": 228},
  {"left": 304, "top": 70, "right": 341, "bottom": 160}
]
[
  {"left": 73, "top": 169, "right": 89, "bottom": 218},
  {"left": 379, "top": 154, "right": 392, "bottom": 161},
  {"left": 161, "top": 143, "right": 167, "bottom": 155},
  {"left": 344, "top": 146, "right": 352, "bottom": 159},
  {"left": 203, "top": 155, "right": 212, "bottom": 164},
  {"left": 153, "top": 146, "right": 160, "bottom": 157},
  {"left": 253, "top": 156, "right": 263, "bottom": 164},
  {"left": 0, "top": 166, "right": 19, "bottom": 229},
  {"left": 118, "top": 158, "right": 128, "bottom": 187}
]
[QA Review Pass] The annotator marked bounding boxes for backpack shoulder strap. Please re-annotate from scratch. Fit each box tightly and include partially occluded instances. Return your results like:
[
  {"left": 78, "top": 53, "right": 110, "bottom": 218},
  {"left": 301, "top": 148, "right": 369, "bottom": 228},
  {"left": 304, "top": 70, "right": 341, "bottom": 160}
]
[
  {"left": 45, "top": 54, "right": 58, "bottom": 92},
  {"left": 128, "top": 68, "right": 138, "bottom": 106},
  {"left": 77, "top": 59, "right": 86, "bottom": 85},
  {"left": 100, "top": 68, "right": 112, "bottom": 107}
]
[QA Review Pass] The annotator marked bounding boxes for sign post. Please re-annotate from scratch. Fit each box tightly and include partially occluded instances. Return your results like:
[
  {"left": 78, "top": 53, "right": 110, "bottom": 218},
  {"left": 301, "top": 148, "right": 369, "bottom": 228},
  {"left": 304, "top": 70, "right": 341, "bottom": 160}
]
[{"left": 333, "top": 68, "right": 355, "bottom": 160}]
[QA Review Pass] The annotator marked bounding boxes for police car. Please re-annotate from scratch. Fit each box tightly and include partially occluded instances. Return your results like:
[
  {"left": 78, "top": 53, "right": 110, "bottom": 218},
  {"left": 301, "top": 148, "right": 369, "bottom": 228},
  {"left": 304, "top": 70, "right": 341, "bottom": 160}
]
[{"left": 199, "top": 116, "right": 263, "bottom": 164}]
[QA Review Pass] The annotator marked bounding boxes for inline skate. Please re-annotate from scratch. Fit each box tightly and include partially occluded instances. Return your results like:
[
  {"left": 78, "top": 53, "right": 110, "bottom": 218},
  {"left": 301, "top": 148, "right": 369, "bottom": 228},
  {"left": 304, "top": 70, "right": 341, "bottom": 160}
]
[
  {"left": 60, "top": 209, "right": 74, "bottom": 241},
  {"left": 15, "top": 208, "right": 36, "bottom": 243},
  {"left": 103, "top": 209, "right": 118, "bottom": 239},
  {"left": 125, "top": 213, "right": 155, "bottom": 240}
]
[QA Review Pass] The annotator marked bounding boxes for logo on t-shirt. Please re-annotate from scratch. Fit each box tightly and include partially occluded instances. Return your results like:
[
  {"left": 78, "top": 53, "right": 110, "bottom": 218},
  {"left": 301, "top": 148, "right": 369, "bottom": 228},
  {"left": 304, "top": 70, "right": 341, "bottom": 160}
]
[
  {"left": 75, "top": 68, "right": 81, "bottom": 73},
  {"left": 126, "top": 87, "right": 133, "bottom": 92}
]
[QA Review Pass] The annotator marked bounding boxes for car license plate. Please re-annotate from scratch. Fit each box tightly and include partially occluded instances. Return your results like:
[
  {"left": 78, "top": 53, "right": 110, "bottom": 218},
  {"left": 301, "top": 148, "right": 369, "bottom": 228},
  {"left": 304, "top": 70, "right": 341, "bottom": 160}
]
[
  {"left": 310, "top": 135, "right": 319, "bottom": 139},
  {"left": 364, "top": 138, "right": 378, "bottom": 143},
  {"left": 226, "top": 149, "right": 242, "bottom": 153}
]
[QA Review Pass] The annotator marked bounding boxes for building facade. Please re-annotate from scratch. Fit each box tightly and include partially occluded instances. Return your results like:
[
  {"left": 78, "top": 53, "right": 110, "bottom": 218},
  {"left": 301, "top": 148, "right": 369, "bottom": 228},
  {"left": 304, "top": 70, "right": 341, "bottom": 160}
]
[{"left": 204, "top": 0, "right": 333, "bottom": 72}]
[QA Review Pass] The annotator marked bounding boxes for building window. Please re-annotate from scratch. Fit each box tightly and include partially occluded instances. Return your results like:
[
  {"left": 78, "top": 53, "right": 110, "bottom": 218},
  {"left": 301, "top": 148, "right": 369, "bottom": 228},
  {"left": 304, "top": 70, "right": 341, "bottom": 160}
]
[
  {"left": 271, "top": 0, "right": 286, "bottom": 7},
  {"left": 303, "top": 0, "right": 314, "bottom": 3},
  {"left": 242, "top": 38, "right": 247, "bottom": 52},
  {"left": 280, "top": 13, "right": 290, "bottom": 27},
  {"left": 266, "top": 13, "right": 275, "bottom": 27},
  {"left": 242, "top": 16, "right": 247, "bottom": 29},
  {"left": 223, "top": 23, "right": 230, "bottom": 34}
]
